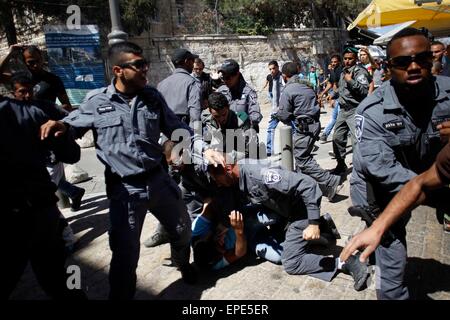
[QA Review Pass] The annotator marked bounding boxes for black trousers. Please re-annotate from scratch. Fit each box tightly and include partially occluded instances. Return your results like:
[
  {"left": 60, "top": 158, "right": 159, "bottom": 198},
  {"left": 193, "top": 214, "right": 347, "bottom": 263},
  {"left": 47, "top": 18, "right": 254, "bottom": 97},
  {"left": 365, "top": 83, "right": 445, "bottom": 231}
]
[{"left": 1, "top": 204, "right": 85, "bottom": 299}]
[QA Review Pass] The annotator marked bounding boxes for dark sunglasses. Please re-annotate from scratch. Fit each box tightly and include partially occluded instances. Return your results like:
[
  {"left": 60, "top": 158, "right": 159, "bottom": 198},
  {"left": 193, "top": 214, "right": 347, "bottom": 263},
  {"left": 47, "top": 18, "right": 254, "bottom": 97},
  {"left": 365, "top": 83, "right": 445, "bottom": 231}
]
[
  {"left": 389, "top": 51, "right": 433, "bottom": 70},
  {"left": 220, "top": 73, "right": 237, "bottom": 81},
  {"left": 26, "top": 59, "right": 39, "bottom": 66},
  {"left": 119, "top": 59, "right": 148, "bottom": 71}
]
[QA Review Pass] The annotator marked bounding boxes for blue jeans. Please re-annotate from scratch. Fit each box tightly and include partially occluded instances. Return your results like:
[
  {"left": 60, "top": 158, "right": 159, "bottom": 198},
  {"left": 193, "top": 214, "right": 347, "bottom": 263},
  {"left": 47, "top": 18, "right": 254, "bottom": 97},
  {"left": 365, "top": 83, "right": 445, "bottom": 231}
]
[
  {"left": 323, "top": 102, "right": 340, "bottom": 137},
  {"left": 266, "top": 115, "right": 295, "bottom": 156},
  {"left": 243, "top": 207, "right": 285, "bottom": 265}
]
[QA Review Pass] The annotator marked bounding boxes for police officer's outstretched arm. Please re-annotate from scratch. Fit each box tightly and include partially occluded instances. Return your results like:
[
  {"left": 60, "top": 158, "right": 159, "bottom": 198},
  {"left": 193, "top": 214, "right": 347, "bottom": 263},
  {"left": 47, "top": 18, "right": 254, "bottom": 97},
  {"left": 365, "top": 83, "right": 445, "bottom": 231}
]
[
  {"left": 40, "top": 119, "right": 80, "bottom": 164},
  {"left": 62, "top": 91, "right": 98, "bottom": 138},
  {"left": 341, "top": 162, "right": 445, "bottom": 263}
]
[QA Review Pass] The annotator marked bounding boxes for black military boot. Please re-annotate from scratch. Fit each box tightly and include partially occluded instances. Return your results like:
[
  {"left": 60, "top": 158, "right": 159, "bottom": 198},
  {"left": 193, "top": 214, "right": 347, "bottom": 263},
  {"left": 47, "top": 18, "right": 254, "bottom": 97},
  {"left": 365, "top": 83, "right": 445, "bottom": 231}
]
[
  {"left": 143, "top": 228, "right": 170, "bottom": 248},
  {"left": 341, "top": 252, "right": 370, "bottom": 291},
  {"left": 319, "top": 213, "right": 341, "bottom": 239}
]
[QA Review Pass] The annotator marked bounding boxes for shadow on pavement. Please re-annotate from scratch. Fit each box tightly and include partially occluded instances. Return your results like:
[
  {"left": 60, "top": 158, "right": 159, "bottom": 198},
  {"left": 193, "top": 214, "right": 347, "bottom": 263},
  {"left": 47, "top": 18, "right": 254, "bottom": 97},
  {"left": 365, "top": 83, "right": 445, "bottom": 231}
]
[
  {"left": 10, "top": 255, "right": 157, "bottom": 300},
  {"left": 156, "top": 256, "right": 264, "bottom": 300},
  {"left": 66, "top": 195, "right": 110, "bottom": 251},
  {"left": 406, "top": 257, "right": 450, "bottom": 300},
  {"left": 67, "top": 194, "right": 109, "bottom": 221}
]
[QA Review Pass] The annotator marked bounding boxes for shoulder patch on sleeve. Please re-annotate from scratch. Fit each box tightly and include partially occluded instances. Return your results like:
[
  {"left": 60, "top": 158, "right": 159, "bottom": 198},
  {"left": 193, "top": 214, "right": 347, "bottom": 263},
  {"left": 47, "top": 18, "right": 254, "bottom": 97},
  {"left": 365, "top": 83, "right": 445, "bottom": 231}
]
[
  {"left": 263, "top": 169, "right": 282, "bottom": 185},
  {"left": 355, "top": 114, "right": 365, "bottom": 142},
  {"left": 247, "top": 90, "right": 258, "bottom": 104},
  {"left": 356, "top": 74, "right": 369, "bottom": 85}
]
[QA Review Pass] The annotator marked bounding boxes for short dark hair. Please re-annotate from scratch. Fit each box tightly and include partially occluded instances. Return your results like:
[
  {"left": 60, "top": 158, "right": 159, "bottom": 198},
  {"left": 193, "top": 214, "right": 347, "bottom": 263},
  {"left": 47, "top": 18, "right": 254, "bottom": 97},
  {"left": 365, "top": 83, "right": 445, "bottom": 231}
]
[
  {"left": 11, "top": 72, "right": 33, "bottom": 87},
  {"left": 194, "top": 58, "right": 204, "bottom": 67},
  {"left": 207, "top": 164, "right": 226, "bottom": 177},
  {"left": 108, "top": 41, "right": 143, "bottom": 66},
  {"left": 330, "top": 54, "right": 341, "bottom": 62},
  {"left": 192, "top": 237, "right": 221, "bottom": 270},
  {"left": 431, "top": 41, "right": 445, "bottom": 48},
  {"left": 387, "top": 28, "right": 429, "bottom": 59},
  {"left": 432, "top": 61, "right": 443, "bottom": 70},
  {"left": 23, "top": 45, "right": 42, "bottom": 57},
  {"left": 282, "top": 62, "right": 299, "bottom": 78},
  {"left": 208, "top": 92, "right": 229, "bottom": 110},
  {"left": 268, "top": 60, "right": 278, "bottom": 67}
]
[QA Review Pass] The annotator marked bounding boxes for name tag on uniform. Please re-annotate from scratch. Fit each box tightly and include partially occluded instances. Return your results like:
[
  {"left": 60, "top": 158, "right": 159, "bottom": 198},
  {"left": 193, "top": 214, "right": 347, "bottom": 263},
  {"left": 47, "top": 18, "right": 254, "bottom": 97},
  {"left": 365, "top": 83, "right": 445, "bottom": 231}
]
[
  {"left": 383, "top": 120, "right": 404, "bottom": 130},
  {"left": 97, "top": 105, "right": 116, "bottom": 114}
]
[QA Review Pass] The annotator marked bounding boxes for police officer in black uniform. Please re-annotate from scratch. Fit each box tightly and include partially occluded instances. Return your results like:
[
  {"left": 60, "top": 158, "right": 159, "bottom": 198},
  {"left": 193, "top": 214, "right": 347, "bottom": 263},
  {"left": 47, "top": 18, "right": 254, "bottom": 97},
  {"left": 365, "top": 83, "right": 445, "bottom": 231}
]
[{"left": 0, "top": 96, "right": 84, "bottom": 299}]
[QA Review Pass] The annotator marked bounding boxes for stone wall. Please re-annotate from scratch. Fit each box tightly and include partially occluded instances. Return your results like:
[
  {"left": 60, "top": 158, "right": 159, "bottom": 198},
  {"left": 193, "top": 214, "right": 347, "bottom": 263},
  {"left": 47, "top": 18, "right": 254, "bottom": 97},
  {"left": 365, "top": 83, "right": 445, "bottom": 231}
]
[{"left": 131, "top": 28, "right": 349, "bottom": 91}]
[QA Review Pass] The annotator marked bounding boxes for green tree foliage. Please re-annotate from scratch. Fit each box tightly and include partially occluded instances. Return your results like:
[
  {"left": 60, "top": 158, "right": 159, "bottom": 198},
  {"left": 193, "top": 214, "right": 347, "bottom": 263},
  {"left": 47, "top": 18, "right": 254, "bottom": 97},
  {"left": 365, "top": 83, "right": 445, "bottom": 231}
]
[{"left": 191, "top": 0, "right": 370, "bottom": 35}]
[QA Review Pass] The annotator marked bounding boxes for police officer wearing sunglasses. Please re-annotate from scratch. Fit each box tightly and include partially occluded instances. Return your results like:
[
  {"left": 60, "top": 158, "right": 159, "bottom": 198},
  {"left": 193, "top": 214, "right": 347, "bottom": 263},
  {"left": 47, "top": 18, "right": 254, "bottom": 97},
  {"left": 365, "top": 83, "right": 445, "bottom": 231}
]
[
  {"left": 347, "top": 28, "right": 450, "bottom": 300},
  {"left": 45, "top": 42, "right": 225, "bottom": 299}
]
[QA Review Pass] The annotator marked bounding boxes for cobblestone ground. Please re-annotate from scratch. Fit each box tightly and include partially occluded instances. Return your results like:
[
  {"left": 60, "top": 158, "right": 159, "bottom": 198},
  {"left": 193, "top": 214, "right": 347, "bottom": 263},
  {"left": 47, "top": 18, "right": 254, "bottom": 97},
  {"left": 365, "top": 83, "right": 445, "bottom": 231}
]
[{"left": 10, "top": 98, "right": 450, "bottom": 300}]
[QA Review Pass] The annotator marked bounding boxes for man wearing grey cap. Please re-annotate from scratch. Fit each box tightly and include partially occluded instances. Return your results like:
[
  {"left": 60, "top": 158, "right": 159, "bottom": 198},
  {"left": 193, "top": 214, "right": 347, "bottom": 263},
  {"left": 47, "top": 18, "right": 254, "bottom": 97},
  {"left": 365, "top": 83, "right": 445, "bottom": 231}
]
[
  {"left": 157, "top": 48, "right": 202, "bottom": 128},
  {"left": 216, "top": 59, "right": 263, "bottom": 134}
]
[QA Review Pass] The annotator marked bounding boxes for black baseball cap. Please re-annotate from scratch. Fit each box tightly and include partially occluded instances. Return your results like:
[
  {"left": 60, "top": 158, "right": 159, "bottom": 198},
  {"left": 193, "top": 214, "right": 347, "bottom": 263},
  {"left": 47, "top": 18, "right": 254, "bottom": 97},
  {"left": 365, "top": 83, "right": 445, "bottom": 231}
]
[
  {"left": 171, "top": 48, "right": 199, "bottom": 64},
  {"left": 218, "top": 59, "right": 239, "bottom": 75}
]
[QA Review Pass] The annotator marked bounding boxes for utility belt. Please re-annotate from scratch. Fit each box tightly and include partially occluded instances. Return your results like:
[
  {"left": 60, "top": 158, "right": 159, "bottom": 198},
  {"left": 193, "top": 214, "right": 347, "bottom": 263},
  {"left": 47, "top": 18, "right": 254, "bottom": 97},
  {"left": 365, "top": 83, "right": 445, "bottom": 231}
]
[
  {"left": 348, "top": 205, "right": 396, "bottom": 246},
  {"left": 105, "top": 165, "right": 162, "bottom": 186},
  {"left": 295, "top": 116, "right": 317, "bottom": 133}
]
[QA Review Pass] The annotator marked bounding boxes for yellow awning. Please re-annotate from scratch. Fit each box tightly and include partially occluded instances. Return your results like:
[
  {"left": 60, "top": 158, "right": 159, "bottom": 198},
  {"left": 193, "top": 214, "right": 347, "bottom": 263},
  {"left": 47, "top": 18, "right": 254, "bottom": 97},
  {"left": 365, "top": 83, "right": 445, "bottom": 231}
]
[{"left": 348, "top": 0, "right": 450, "bottom": 36}]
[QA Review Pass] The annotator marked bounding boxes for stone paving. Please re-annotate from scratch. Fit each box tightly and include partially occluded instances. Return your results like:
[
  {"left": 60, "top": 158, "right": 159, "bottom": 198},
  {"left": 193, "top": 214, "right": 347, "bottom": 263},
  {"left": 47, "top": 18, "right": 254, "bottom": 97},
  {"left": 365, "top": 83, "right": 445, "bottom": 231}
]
[{"left": 10, "top": 97, "right": 450, "bottom": 300}]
